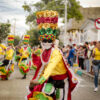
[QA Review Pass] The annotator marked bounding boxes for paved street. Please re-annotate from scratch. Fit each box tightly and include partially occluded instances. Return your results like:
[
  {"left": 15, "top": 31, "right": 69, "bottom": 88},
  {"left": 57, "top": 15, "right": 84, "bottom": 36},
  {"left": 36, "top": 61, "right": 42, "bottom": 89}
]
[
  {"left": 0, "top": 67, "right": 100, "bottom": 100},
  {"left": 72, "top": 76, "right": 100, "bottom": 100}
]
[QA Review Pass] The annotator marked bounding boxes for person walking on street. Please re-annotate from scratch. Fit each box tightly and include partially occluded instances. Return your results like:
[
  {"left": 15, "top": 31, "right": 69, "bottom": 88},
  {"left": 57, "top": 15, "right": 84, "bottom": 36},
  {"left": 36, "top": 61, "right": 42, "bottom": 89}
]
[
  {"left": 77, "top": 45, "right": 85, "bottom": 69},
  {"left": 92, "top": 41, "right": 100, "bottom": 92},
  {"left": 68, "top": 46, "right": 75, "bottom": 67},
  {"left": 84, "top": 42, "right": 90, "bottom": 72}
]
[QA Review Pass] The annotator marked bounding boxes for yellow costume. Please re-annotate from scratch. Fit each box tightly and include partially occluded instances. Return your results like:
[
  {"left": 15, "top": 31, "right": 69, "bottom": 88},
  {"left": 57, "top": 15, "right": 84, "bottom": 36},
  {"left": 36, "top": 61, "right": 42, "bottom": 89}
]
[
  {"left": 0, "top": 47, "right": 5, "bottom": 57},
  {"left": 0, "top": 35, "right": 15, "bottom": 80},
  {"left": 19, "top": 47, "right": 30, "bottom": 58},
  {"left": 5, "top": 48, "right": 14, "bottom": 60},
  {"left": 28, "top": 10, "right": 77, "bottom": 100},
  {"left": 18, "top": 35, "right": 31, "bottom": 79},
  {"left": 40, "top": 49, "right": 67, "bottom": 80},
  {"left": 0, "top": 44, "right": 6, "bottom": 56}
]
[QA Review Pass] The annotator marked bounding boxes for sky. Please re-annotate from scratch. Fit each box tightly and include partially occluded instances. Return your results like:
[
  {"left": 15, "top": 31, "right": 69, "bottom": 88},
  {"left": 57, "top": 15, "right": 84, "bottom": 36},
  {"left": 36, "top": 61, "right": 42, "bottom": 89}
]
[
  {"left": 0, "top": 0, "right": 39, "bottom": 36},
  {"left": 0, "top": 0, "right": 100, "bottom": 36},
  {"left": 77, "top": 0, "right": 100, "bottom": 7}
]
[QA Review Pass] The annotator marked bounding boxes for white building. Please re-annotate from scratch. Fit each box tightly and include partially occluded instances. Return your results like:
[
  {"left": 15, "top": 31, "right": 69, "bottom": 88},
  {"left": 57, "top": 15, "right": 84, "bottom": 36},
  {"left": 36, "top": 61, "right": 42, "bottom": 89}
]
[{"left": 80, "top": 19, "right": 98, "bottom": 43}]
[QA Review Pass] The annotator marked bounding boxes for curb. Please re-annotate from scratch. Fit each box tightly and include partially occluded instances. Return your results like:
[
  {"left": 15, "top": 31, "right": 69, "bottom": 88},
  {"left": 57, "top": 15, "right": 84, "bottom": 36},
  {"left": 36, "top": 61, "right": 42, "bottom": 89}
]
[
  {"left": 81, "top": 70, "right": 100, "bottom": 85},
  {"left": 72, "top": 66, "right": 100, "bottom": 85}
]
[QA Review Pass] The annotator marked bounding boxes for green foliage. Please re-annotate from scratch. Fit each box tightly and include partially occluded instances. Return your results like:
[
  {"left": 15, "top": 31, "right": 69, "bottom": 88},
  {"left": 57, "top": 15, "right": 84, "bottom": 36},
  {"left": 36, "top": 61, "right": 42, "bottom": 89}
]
[
  {"left": 33, "top": 2, "right": 45, "bottom": 11},
  {"left": 27, "top": 28, "right": 40, "bottom": 46},
  {"left": 26, "top": 13, "right": 36, "bottom": 24},
  {"left": 14, "top": 35, "right": 21, "bottom": 46},
  {"left": 22, "top": 0, "right": 83, "bottom": 46},
  {"left": 67, "top": 0, "right": 83, "bottom": 20},
  {"left": 0, "top": 23, "right": 11, "bottom": 43},
  {"left": 42, "top": 0, "right": 53, "bottom": 4},
  {"left": 22, "top": 0, "right": 83, "bottom": 24},
  {"left": 56, "top": 28, "right": 60, "bottom": 39},
  {"left": 22, "top": 3, "right": 31, "bottom": 12},
  {"left": 59, "top": 41, "right": 64, "bottom": 47}
]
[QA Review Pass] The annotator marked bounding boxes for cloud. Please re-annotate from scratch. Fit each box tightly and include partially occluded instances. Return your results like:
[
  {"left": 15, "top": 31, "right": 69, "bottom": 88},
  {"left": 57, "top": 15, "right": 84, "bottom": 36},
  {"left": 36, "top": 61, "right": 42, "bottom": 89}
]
[
  {"left": 0, "top": 0, "right": 42, "bottom": 36},
  {"left": 0, "top": 0, "right": 39, "bottom": 36},
  {"left": 1, "top": 0, "right": 99, "bottom": 37},
  {"left": 77, "top": 0, "right": 100, "bottom": 7},
  {"left": 0, "top": 0, "right": 23, "bottom": 12}
]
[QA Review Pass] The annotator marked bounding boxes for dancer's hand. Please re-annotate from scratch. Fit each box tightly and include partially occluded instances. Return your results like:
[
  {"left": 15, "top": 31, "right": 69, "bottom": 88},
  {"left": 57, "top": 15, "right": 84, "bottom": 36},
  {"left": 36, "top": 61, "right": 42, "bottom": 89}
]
[
  {"left": 30, "top": 80, "right": 39, "bottom": 85},
  {"left": 29, "top": 80, "right": 39, "bottom": 90}
]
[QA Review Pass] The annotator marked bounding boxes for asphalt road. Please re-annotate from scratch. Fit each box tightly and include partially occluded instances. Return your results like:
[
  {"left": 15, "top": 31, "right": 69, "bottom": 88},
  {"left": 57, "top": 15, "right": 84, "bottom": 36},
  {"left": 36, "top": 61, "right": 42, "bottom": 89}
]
[{"left": 0, "top": 67, "right": 100, "bottom": 100}]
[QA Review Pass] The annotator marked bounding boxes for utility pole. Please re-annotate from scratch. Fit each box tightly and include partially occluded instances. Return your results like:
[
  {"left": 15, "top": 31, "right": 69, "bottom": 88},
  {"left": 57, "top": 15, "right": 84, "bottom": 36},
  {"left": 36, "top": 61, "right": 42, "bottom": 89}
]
[
  {"left": 98, "top": 30, "right": 100, "bottom": 41},
  {"left": 64, "top": 0, "right": 68, "bottom": 46},
  {"left": 13, "top": 18, "right": 16, "bottom": 35}
]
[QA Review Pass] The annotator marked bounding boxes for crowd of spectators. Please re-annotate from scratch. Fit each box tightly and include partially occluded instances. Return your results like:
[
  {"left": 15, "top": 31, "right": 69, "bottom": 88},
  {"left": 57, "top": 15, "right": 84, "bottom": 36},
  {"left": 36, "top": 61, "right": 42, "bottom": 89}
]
[{"left": 62, "top": 41, "right": 100, "bottom": 92}]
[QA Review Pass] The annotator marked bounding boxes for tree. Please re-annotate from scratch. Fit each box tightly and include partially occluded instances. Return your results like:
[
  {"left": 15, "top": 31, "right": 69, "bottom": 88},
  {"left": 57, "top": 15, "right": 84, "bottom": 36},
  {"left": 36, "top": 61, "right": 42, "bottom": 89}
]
[
  {"left": 14, "top": 35, "right": 21, "bottom": 46},
  {"left": 59, "top": 41, "right": 64, "bottom": 47},
  {"left": 22, "top": 0, "right": 83, "bottom": 24},
  {"left": 23, "top": 0, "right": 82, "bottom": 46},
  {"left": 0, "top": 23, "right": 11, "bottom": 43},
  {"left": 22, "top": 2, "right": 31, "bottom": 12},
  {"left": 27, "top": 28, "right": 40, "bottom": 46}
]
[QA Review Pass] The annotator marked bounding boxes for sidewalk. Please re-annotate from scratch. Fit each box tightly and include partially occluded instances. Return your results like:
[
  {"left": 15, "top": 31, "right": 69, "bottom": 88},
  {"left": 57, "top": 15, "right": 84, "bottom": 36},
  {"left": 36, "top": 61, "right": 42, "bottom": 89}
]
[
  {"left": 73, "top": 64, "right": 100, "bottom": 85},
  {"left": 81, "top": 70, "right": 100, "bottom": 84}
]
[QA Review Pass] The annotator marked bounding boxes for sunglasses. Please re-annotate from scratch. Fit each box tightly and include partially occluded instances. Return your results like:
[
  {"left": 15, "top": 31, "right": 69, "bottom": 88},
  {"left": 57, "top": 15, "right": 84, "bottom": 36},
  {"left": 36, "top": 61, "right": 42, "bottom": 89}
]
[{"left": 42, "top": 39, "right": 53, "bottom": 43}]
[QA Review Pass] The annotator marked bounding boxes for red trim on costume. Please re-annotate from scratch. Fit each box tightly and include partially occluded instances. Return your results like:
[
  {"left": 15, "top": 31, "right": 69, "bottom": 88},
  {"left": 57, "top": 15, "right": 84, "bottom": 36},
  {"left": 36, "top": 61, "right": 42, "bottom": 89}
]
[
  {"left": 61, "top": 54, "right": 77, "bottom": 100},
  {"left": 42, "top": 48, "right": 52, "bottom": 62},
  {"left": 28, "top": 48, "right": 77, "bottom": 100},
  {"left": 32, "top": 54, "right": 42, "bottom": 69},
  {"left": 24, "top": 47, "right": 27, "bottom": 50},
  {"left": 32, "top": 64, "right": 42, "bottom": 80},
  {"left": 8, "top": 37, "right": 14, "bottom": 39},
  {"left": 27, "top": 81, "right": 46, "bottom": 100},
  {"left": 51, "top": 74, "right": 67, "bottom": 80},
  {"left": 24, "top": 37, "right": 30, "bottom": 39},
  {"left": 0, "top": 75, "right": 7, "bottom": 80},
  {"left": 32, "top": 54, "right": 42, "bottom": 80}
]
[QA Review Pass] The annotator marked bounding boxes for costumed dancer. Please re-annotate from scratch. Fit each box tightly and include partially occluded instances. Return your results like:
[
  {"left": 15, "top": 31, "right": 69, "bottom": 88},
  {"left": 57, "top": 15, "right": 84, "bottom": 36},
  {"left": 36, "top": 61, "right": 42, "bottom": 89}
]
[
  {"left": 27, "top": 10, "right": 78, "bottom": 100},
  {"left": 15, "top": 45, "right": 21, "bottom": 65},
  {"left": 18, "top": 35, "right": 31, "bottom": 79},
  {"left": 0, "top": 35, "right": 15, "bottom": 80},
  {"left": 31, "top": 46, "right": 42, "bottom": 70},
  {"left": 0, "top": 44, "right": 6, "bottom": 61}
]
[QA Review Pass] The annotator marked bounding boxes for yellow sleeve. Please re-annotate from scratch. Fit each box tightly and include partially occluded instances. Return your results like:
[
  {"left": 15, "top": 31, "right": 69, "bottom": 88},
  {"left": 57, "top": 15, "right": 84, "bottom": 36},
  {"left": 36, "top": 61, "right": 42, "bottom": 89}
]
[
  {"left": 6, "top": 49, "right": 14, "bottom": 60},
  {"left": 0, "top": 47, "right": 2, "bottom": 55},
  {"left": 0, "top": 44, "right": 7, "bottom": 50},
  {"left": 2, "top": 51, "right": 5, "bottom": 55},
  {"left": 19, "top": 48, "right": 23, "bottom": 54},
  {"left": 38, "top": 49, "right": 62, "bottom": 84}
]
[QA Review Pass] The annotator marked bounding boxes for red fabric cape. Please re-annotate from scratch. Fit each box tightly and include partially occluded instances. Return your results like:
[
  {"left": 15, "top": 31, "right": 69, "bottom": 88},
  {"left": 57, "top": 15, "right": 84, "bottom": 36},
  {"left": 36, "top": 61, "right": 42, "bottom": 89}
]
[{"left": 27, "top": 48, "right": 77, "bottom": 100}]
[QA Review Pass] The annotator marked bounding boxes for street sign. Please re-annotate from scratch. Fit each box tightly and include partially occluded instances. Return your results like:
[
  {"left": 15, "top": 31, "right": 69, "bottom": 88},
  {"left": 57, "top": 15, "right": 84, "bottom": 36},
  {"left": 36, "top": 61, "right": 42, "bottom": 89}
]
[
  {"left": 95, "top": 18, "right": 100, "bottom": 41},
  {"left": 95, "top": 18, "right": 100, "bottom": 30}
]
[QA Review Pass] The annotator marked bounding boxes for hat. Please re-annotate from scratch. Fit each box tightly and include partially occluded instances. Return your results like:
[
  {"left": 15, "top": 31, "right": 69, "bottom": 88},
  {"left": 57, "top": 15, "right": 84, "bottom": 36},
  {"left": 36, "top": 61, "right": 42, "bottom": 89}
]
[
  {"left": 23, "top": 35, "right": 30, "bottom": 44},
  {"left": 36, "top": 10, "right": 58, "bottom": 41},
  {"left": 8, "top": 35, "right": 14, "bottom": 45}
]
